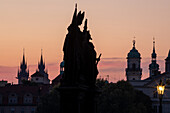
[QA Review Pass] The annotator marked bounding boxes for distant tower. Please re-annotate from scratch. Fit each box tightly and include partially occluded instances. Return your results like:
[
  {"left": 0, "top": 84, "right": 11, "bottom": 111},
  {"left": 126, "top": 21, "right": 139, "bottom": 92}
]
[
  {"left": 17, "top": 49, "right": 29, "bottom": 84},
  {"left": 38, "top": 49, "right": 48, "bottom": 78},
  {"left": 165, "top": 50, "right": 170, "bottom": 73},
  {"left": 126, "top": 39, "right": 142, "bottom": 81},
  {"left": 149, "top": 38, "right": 160, "bottom": 77},
  {"left": 31, "top": 49, "right": 50, "bottom": 84}
]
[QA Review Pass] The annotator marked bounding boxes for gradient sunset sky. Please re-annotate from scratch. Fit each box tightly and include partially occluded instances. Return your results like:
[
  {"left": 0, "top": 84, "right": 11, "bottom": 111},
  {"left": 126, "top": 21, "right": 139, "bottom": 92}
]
[{"left": 0, "top": 0, "right": 170, "bottom": 83}]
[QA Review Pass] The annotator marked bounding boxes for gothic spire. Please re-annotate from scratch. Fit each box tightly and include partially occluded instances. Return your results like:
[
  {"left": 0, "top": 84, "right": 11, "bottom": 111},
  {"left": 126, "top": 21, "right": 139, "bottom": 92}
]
[
  {"left": 20, "top": 48, "right": 27, "bottom": 70},
  {"left": 38, "top": 49, "right": 45, "bottom": 73},
  {"left": 22, "top": 48, "right": 26, "bottom": 65},
  {"left": 18, "top": 49, "right": 29, "bottom": 84},
  {"left": 133, "top": 37, "right": 136, "bottom": 48},
  {"left": 40, "top": 49, "right": 44, "bottom": 65}
]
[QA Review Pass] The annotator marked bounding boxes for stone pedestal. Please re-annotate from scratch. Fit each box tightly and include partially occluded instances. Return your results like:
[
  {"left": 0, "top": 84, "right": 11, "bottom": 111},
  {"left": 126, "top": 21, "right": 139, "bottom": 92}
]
[{"left": 59, "top": 86, "right": 97, "bottom": 113}]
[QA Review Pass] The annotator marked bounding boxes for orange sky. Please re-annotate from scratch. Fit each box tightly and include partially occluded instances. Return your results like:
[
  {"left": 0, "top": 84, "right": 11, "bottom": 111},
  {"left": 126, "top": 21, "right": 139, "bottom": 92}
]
[
  {"left": 0, "top": 0, "right": 170, "bottom": 83},
  {"left": 0, "top": 0, "right": 170, "bottom": 66}
]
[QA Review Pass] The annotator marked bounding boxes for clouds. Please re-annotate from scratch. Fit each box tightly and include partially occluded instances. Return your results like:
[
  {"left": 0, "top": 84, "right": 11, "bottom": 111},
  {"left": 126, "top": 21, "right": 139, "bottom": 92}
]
[{"left": 0, "top": 57, "right": 167, "bottom": 84}]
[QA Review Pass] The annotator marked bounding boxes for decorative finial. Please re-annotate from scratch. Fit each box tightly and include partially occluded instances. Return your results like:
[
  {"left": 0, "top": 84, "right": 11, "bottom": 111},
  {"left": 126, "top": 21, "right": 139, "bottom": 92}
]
[
  {"left": 153, "top": 37, "right": 155, "bottom": 52},
  {"left": 133, "top": 37, "right": 136, "bottom": 48},
  {"left": 75, "top": 3, "right": 77, "bottom": 9}
]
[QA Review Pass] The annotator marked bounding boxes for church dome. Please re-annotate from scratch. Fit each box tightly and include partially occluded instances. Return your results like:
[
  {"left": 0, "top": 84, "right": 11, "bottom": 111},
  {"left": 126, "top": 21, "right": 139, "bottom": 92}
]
[{"left": 127, "top": 47, "right": 141, "bottom": 59}]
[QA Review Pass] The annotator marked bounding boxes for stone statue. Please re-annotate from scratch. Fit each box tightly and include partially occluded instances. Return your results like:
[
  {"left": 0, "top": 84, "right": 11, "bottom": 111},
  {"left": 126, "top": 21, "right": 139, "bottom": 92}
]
[
  {"left": 60, "top": 5, "right": 101, "bottom": 113},
  {"left": 62, "top": 4, "right": 101, "bottom": 87}
]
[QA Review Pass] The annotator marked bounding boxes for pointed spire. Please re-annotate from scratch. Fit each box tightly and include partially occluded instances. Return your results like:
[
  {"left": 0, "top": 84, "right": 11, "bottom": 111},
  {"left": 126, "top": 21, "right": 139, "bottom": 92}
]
[
  {"left": 153, "top": 37, "right": 155, "bottom": 53},
  {"left": 75, "top": 3, "right": 77, "bottom": 9},
  {"left": 18, "top": 49, "right": 29, "bottom": 84},
  {"left": 40, "top": 49, "right": 43, "bottom": 64},
  {"left": 38, "top": 49, "right": 45, "bottom": 73},
  {"left": 22, "top": 48, "right": 26, "bottom": 64},
  {"left": 133, "top": 37, "right": 136, "bottom": 48},
  {"left": 152, "top": 37, "right": 157, "bottom": 59}
]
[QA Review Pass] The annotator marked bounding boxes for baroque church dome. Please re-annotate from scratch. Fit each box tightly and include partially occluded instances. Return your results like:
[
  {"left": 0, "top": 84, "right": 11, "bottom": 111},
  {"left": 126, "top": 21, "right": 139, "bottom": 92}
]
[{"left": 127, "top": 40, "right": 141, "bottom": 59}]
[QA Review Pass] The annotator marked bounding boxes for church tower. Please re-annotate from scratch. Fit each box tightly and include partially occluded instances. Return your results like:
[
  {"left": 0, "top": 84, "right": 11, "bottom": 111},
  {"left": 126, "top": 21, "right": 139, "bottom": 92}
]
[
  {"left": 17, "top": 49, "right": 29, "bottom": 84},
  {"left": 126, "top": 39, "right": 142, "bottom": 81},
  {"left": 149, "top": 38, "right": 160, "bottom": 77},
  {"left": 165, "top": 50, "right": 170, "bottom": 73},
  {"left": 38, "top": 49, "right": 48, "bottom": 78}
]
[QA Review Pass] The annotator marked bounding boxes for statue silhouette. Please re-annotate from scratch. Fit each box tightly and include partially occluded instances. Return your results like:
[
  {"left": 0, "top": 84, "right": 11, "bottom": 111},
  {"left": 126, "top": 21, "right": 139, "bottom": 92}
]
[
  {"left": 62, "top": 4, "right": 101, "bottom": 87},
  {"left": 60, "top": 4, "right": 101, "bottom": 113}
]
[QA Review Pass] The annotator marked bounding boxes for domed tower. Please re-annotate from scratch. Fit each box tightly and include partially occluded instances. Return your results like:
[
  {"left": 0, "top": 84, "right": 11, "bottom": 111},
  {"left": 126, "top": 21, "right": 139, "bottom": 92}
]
[
  {"left": 126, "top": 39, "right": 142, "bottom": 81},
  {"left": 149, "top": 38, "right": 160, "bottom": 77},
  {"left": 165, "top": 50, "right": 170, "bottom": 73},
  {"left": 17, "top": 49, "right": 29, "bottom": 84}
]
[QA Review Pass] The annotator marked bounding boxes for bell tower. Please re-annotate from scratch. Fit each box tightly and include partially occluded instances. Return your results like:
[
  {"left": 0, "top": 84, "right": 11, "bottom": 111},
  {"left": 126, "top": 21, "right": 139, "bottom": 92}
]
[
  {"left": 126, "top": 39, "right": 142, "bottom": 81},
  {"left": 149, "top": 38, "right": 160, "bottom": 77}
]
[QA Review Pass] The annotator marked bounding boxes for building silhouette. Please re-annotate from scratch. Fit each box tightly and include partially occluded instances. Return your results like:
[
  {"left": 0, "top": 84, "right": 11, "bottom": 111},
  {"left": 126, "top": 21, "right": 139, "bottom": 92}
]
[
  {"left": 0, "top": 49, "right": 61, "bottom": 113},
  {"left": 17, "top": 49, "right": 29, "bottom": 84},
  {"left": 126, "top": 39, "right": 142, "bottom": 81},
  {"left": 126, "top": 38, "right": 170, "bottom": 113},
  {"left": 31, "top": 50, "right": 50, "bottom": 84}
]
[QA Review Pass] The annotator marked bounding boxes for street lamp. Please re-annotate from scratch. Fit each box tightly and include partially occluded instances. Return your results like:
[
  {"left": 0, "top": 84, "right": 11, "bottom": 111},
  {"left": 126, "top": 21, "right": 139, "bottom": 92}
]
[{"left": 157, "top": 79, "right": 165, "bottom": 113}]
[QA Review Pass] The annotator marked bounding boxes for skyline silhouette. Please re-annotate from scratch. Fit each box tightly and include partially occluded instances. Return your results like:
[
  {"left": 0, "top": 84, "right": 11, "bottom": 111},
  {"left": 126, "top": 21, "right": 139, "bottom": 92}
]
[{"left": 0, "top": 0, "right": 170, "bottom": 84}]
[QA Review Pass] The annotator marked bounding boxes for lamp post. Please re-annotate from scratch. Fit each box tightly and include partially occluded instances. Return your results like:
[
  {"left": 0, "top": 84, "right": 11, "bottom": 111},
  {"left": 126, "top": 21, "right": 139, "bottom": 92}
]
[{"left": 157, "top": 79, "right": 165, "bottom": 113}]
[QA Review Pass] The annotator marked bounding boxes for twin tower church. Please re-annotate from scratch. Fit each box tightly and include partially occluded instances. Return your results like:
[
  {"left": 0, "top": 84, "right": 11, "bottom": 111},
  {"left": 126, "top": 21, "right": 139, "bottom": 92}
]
[{"left": 17, "top": 50, "right": 50, "bottom": 84}]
